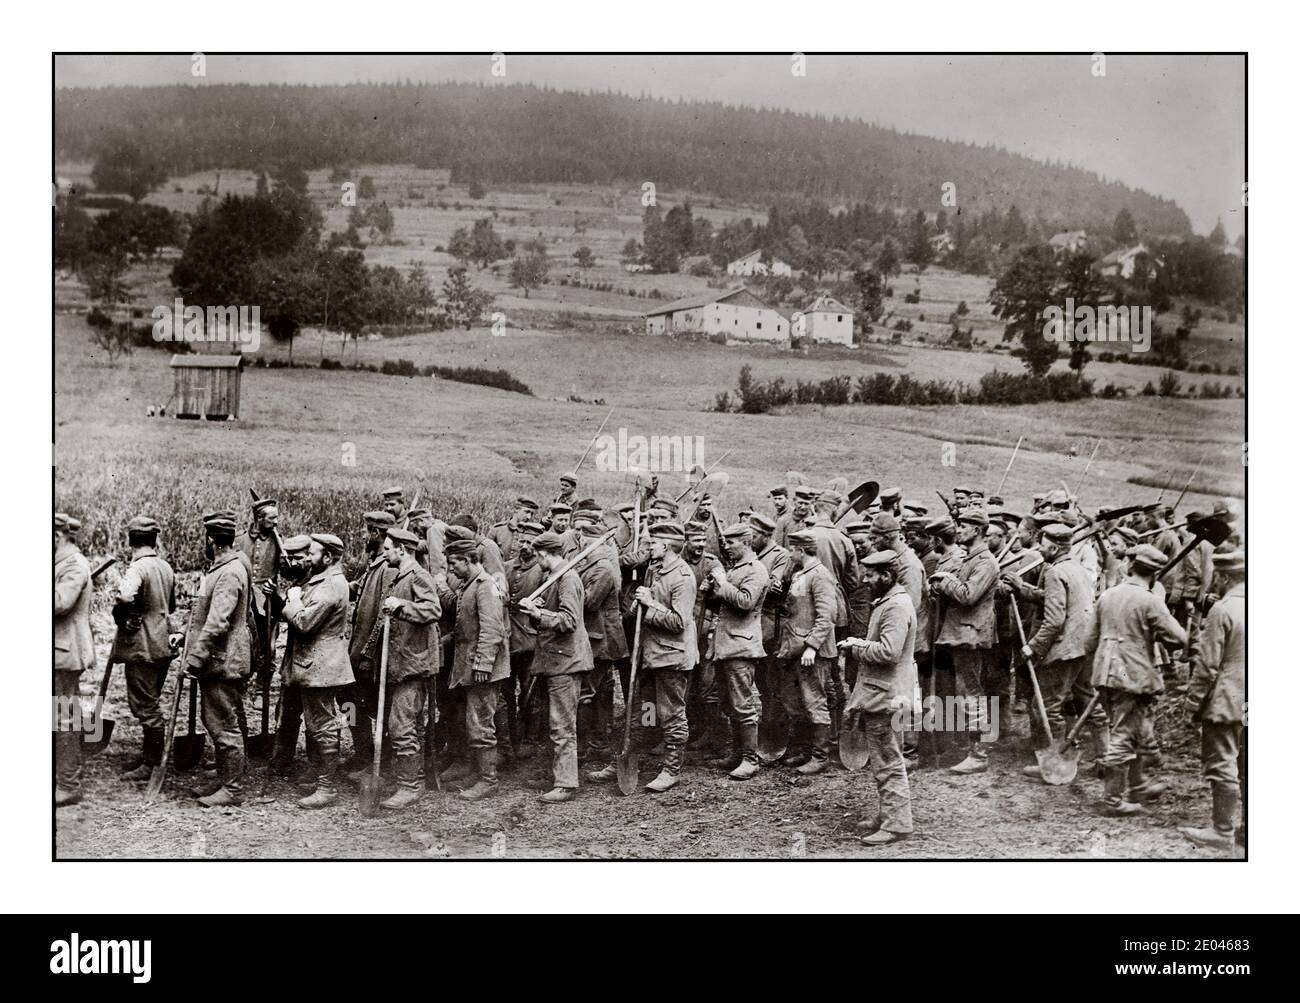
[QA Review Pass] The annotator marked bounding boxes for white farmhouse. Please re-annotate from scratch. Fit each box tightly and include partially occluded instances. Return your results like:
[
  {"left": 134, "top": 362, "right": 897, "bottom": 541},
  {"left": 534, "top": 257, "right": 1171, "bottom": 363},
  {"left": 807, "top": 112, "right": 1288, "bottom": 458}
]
[
  {"left": 1096, "top": 243, "right": 1155, "bottom": 279},
  {"left": 792, "top": 295, "right": 854, "bottom": 345},
  {"left": 726, "top": 249, "right": 792, "bottom": 277},
  {"left": 1048, "top": 230, "right": 1089, "bottom": 255},
  {"left": 644, "top": 287, "right": 788, "bottom": 342}
]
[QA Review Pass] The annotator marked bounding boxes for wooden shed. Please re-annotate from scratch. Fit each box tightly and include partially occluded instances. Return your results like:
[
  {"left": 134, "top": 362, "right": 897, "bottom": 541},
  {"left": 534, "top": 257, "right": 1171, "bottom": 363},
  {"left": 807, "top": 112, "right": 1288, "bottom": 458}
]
[{"left": 169, "top": 354, "right": 243, "bottom": 420}]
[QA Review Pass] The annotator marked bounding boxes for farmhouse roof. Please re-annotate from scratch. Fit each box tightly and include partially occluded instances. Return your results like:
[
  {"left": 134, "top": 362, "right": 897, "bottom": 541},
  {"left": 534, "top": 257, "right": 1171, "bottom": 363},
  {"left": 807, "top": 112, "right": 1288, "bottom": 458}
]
[
  {"left": 169, "top": 354, "right": 243, "bottom": 368},
  {"left": 644, "top": 286, "right": 765, "bottom": 317},
  {"left": 806, "top": 295, "right": 853, "bottom": 315},
  {"left": 1049, "top": 230, "right": 1088, "bottom": 247},
  {"left": 729, "top": 249, "right": 763, "bottom": 265}
]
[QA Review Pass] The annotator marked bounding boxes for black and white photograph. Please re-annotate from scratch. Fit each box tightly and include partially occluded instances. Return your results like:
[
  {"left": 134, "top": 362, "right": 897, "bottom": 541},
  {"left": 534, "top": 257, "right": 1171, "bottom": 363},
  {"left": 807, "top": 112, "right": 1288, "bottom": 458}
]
[{"left": 47, "top": 47, "right": 1248, "bottom": 867}]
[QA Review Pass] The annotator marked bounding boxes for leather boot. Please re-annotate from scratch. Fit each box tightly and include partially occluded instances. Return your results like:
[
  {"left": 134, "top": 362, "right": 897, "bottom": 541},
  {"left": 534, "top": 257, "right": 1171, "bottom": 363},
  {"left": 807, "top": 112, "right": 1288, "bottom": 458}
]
[
  {"left": 1102, "top": 763, "right": 1142, "bottom": 816},
  {"left": 577, "top": 702, "right": 597, "bottom": 761},
  {"left": 459, "top": 748, "right": 500, "bottom": 801},
  {"left": 1129, "top": 755, "right": 1168, "bottom": 802},
  {"left": 1086, "top": 723, "right": 1110, "bottom": 763},
  {"left": 55, "top": 729, "right": 83, "bottom": 805},
  {"left": 586, "top": 762, "right": 619, "bottom": 783},
  {"left": 796, "top": 725, "right": 831, "bottom": 775},
  {"left": 729, "top": 725, "right": 761, "bottom": 780},
  {"left": 380, "top": 756, "right": 422, "bottom": 810},
  {"left": 122, "top": 728, "right": 164, "bottom": 781},
  {"left": 438, "top": 757, "right": 475, "bottom": 790},
  {"left": 780, "top": 720, "right": 811, "bottom": 768},
  {"left": 297, "top": 752, "right": 339, "bottom": 809},
  {"left": 709, "top": 719, "right": 742, "bottom": 771},
  {"left": 1181, "top": 782, "right": 1238, "bottom": 849}
]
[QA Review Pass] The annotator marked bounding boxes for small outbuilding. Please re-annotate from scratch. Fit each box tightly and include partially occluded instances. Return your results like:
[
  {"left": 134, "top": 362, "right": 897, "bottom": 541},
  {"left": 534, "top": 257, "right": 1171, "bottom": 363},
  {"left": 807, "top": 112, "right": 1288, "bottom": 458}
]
[{"left": 169, "top": 353, "right": 243, "bottom": 420}]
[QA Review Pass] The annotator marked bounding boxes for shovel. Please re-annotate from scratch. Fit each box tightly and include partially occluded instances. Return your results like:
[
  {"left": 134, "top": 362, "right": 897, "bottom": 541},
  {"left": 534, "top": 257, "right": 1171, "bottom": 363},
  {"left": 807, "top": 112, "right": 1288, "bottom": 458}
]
[
  {"left": 839, "top": 708, "right": 870, "bottom": 772},
  {"left": 247, "top": 671, "right": 276, "bottom": 760},
  {"left": 359, "top": 615, "right": 391, "bottom": 816},
  {"left": 172, "top": 672, "right": 206, "bottom": 772},
  {"left": 833, "top": 480, "right": 880, "bottom": 524},
  {"left": 1007, "top": 595, "right": 1057, "bottom": 769},
  {"left": 80, "top": 660, "right": 117, "bottom": 758},
  {"left": 146, "top": 605, "right": 196, "bottom": 802},
  {"left": 757, "top": 657, "right": 789, "bottom": 764},
  {"left": 1156, "top": 515, "right": 1233, "bottom": 579},
  {"left": 616, "top": 607, "right": 645, "bottom": 796},
  {"left": 1037, "top": 691, "right": 1103, "bottom": 785}
]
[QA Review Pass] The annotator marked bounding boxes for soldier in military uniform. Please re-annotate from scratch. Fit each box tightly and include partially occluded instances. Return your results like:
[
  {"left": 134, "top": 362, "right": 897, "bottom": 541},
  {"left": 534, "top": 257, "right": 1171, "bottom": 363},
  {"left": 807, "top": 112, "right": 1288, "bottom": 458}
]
[
  {"left": 931, "top": 510, "right": 1000, "bottom": 774},
  {"left": 776, "top": 529, "right": 839, "bottom": 774},
  {"left": 54, "top": 513, "right": 94, "bottom": 807},
  {"left": 703, "top": 523, "right": 768, "bottom": 780},
  {"left": 447, "top": 514, "right": 507, "bottom": 592},
  {"left": 1181, "top": 550, "right": 1246, "bottom": 850},
  {"left": 265, "top": 535, "right": 313, "bottom": 780},
  {"left": 774, "top": 485, "right": 815, "bottom": 549},
  {"left": 186, "top": 513, "right": 253, "bottom": 807},
  {"left": 769, "top": 485, "right": 789, "bottom": 521},
  {"left": 572, "top": 511, "right": 626, "bottom": 762},
  {"left": 554, "top": 473, "right": 578, "bottom": 510},
  {"left": 632, "top": 521, "right": 698, "bottom": 792},
  {"left": 547, "top": 502, "right": 573, "bottom": 538},
  {"left": 363, "top": 527, "right": 443, "bottom": 809},
  {"left": 381, "top": 485, "right": 409, "bottom": 527},
  {"left": 236, "top": 497, "right": 282, "bottom": 681},
  {"left": 683, "top": 523, "right": 725, "bottom": 756},
  {"left": 488, "top": 497, "right": 539, "bottom": 564},
  {"left": 501, "top": 521, "right": 545, "bottom": 760},
  {"left": 518, "top": 531, "right": 592, "bottom": 803},
  {"left": 112, "top": 516, "right": 179, "bottom": 782},
  {"left": 341, "top": 512, "right": 396, "bottom": 779},
  {"left": 1092, "top": 544, "right": 1187, "bottom": 816},
  {"left": 841, "top": 550, "right": 917, "bottom": 845},
  {"left": 281, "top": 533, "right": 355, "bottom": 809}
]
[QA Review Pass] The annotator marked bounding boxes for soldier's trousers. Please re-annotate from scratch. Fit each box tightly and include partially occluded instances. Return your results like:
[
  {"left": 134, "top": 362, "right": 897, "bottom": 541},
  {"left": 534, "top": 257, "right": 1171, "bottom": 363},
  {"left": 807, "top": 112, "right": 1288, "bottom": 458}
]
[
  {"left": 1201, "top": 720, "right": 1246, "bottom": 789},
  {"left": 54, "top": 670, "right": 84, "bottom": 794},
  {"left": 199, "top": 676, "right": 246, "bottom": 793},
  {"left": 1037, "top": 656, "right": 1106, "bottom": 747},
  {"left": 652, "top": 668, "right": 691, "bottom": 774},
  {"left": 387, "top": 677, "right": 428, "bottom": 759},
  {"left": 495, "top": 649, "right": 534, "bottom": 748},
  {"left": 274, "top": 682, "right": 305, "bottom": 761},
  {"left": 300, "top": 687, "right": 342, "bottom": 761},
  {"left": 463, "top": 681, "right": 499, "bottom": 751},
  {"left": 715, "top": 657, "right": 760, "bottom": 727},
  {"left": 863, "top": 711, "right": 914, "bottom": 834},
  {"left": 779, "top": 656, "right": 832, "bottom": 727},
  {"left": 124, "top": 657, "right": 173, "bottom": 733},
  {"left": 951, "top": 647, "right": 995, "bottom": 757},
  {"left": 1100, "top": 690, "right": 1156, "bottom": 770},
  {"left": 582, "top": 659, "right": 615, "bottom": 751},
  {"left": 544, "top": 673, "right": 580, "bottom": 790},
  {"left": 345, "top": 661, "right": 380, "bottom": 757}
]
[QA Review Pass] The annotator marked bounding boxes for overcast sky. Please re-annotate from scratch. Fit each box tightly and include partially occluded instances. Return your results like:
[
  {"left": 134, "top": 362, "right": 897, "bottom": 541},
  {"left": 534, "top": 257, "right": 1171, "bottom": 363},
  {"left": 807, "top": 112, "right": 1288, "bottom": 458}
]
[{"left": 55, "top": 53, "right": 1245, "bottom": 239}]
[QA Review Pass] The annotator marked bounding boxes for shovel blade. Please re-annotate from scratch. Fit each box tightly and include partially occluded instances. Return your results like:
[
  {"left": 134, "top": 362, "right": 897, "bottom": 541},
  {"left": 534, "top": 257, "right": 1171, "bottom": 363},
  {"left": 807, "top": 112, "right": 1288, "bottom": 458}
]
[
  {"left": 1037, "top": 744, "right": 1082, "bottom": 786},
  {"left": 758, "top": 706, "right": 788, "bottom": 764},
  {"left": 247, "top": 733, "right": 276, "bottom": 760},
  {"left": 839, "top": 719, "right": 871, "bottom": 772},
  {"left": 172, "top": 736, "right": 206, "bottom": 773},
  {"left": 358, "top": 773, "right": 380, "bottom": 817},
  {"left": 616, "top": 751, "right": 639, "bottom": 796},
  {"left": 81, "top": 718, "right": 115, "bottom": 758}
]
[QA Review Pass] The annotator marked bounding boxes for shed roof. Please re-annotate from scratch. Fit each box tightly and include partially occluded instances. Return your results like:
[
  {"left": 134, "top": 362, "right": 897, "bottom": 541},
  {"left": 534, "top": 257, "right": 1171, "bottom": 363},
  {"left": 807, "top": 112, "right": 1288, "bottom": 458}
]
[
  {"left": 644, "top": 286, "right": 761, "bottom": 317},
  {"left": 169, "top": 354, "right": 243, "bottom": 368}
]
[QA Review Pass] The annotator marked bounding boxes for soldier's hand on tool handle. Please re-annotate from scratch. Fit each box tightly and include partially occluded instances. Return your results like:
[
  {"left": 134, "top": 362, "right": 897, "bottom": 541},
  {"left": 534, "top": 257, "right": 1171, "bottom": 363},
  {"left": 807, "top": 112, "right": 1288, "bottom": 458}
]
[{"left": 800, "top": 646, "right": 816, "bottom": 667}]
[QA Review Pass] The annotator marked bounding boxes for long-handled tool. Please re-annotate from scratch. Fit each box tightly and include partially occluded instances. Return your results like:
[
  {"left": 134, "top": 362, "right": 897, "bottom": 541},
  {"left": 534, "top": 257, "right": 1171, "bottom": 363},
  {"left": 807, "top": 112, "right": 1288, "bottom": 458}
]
[
  {"left": 79, "top": 558, "right": 121, "bottom": 757},
  {"left": 571, "top": 407, "right": 615, "bottom": 479},
  {"left": 673, "top": 449, "right": 735, "bottom": 504},
  {"left": 924, "top": 595, "right": 941, "bottom": 766},
  {"left": 832, "top": 479, "right": 880, "bottom": 525},
  {"left": 994, "top": 434, "right": 1025, "bottom": 499},
  {"left": 1036, "top": 691, "right": 1103, "bottom": 786},
  {"left": 838, "top": 650, "right": 869, "bottom": 771},
  {"left": 1156, "top": 515, "right": 1233, "bottom": 581},
  {"left": 145, "top": 606, "right": 196, "bottom": 802},
  {"left": 616, "top": 495, "right": 646, "bottom": 796},
  {"left": 172, "top": 672, "right": 206, "bottom": 772},
  {"left": 359, "top": 615, "right": 391, "bottom": 816},
  {"left": 757, "top": 557, "right": 799, "bottom": 764},
  {"left": 1073, "top": 438, "right": 1103, "bottom": 500},
  {"left": 1171, "top": 451, "right": 1211, "bottom": 514},
  {"left": 1007, "top": 594, "right": 1056, "bottom": 768}
]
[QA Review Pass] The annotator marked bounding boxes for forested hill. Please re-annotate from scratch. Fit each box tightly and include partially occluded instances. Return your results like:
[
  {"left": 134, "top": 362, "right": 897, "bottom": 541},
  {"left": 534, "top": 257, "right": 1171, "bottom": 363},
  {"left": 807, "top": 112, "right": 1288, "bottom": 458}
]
[{"left": 54, "top": 81, "right": 1191, "bottom": 233}]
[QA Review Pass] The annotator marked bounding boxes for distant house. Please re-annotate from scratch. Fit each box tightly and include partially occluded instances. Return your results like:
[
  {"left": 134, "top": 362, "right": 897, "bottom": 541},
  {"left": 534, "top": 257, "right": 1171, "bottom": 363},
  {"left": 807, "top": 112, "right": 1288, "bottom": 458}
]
[
  {"left": 929, "top": 232, "right": 956, "bottom": 256},
  {"left": 792, "top": 295, "right": 854, "bottom": 346},
  {"left": 644, "top": 286, "right": 788, "bottom": 342},
  {"left": 1096, "top": 243, "right": 1155, "bottom": 279},
  {"left": 1048, "top": 230, "right": 1089, "bottom": 255},
  {"left": 726, "top": 249, "right": 792, "bottom": 277},
  {"left": 623, "top": 261, "right": 653, "bottom": 273}
]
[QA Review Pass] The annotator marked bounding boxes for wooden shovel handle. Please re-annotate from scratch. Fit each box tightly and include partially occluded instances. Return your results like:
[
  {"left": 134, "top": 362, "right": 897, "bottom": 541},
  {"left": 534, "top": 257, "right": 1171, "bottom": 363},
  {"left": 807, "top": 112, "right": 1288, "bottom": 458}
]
[
  {"left": 373, "top": 615, "right": 390, "bottom": 782},
  {"left": 1008, "top": 594, "right": 1055, "bottom": 746}
]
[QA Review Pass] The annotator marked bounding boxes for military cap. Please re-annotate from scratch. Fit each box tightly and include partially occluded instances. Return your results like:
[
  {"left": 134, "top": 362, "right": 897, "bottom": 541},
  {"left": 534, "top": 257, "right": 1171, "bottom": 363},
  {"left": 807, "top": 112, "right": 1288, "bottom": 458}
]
[
  {"left": 737, "top": 508, "right": 755, "bottom": 521},
  {"left": 549, "top": 502, "right": 573, "bottom": 515},
  {"left": 957, "top": 510, "right": 989, "bottom": 528},
  {"left": 902, "top": 503, "right": 928, "bottom": 516},
  {"left": 55, "top": 512, "right": 82, "bottom": 533},
  {"left": 649, "top": 521, "right": 686, "bottom": 543},
  {"left": 842, "top": 520, "right": 871, "bottom": 537},
  {"left": 925, "top": 517, "right": 954, "bottom": 534},
  {"left": 954, "top": 485, "right": 974, "bottom": 495},
  {"left": 1186, "top": 510, "right": 1207, "bottom": 524},
  {"left": 1212, "top": 550, "right": 1245, "bottom": 573},
  {"left": 722, "top": 522, "right": 753, "bottom": 541},
  {"left": 532, "top": 531, "right": 565, "bottom": 553},
  {"left": 251, "top": 497, "right": 278, "bottom": 514},
  {"left": 818, "top": 489, "right": 846, "bottom": 506},
  {"left": 878, "top": 486, "right": 902, "bottom": 503},
  {"left": 649, "top": 497, "right": 678, "bottom": 515},
  {"left": 787, "top": 529, "right": 818, "bottom": 549},
  {"left": 864, "top": 500, "right": 882, "bottom": 515},
  {"left": 381, "top": 486, "right": 404, "bottom": 499},
  {"left": 987, "top": 495, "right": 1005, "bottom": 507},
  {"left": 575, "top": 516, "right": 605, "bottom": 534},
  {"left": 571, "top": 508, "right": 599, "bottom": 525},
  {"left": 794, "top": 486, "right": 818, "bottom": 501},
  {"left": 871, "top": 513, "right": 901, "bottom": 533},
  {"left": 516, "top": 497, "right": 540, "bottom": 510},
  {"left": 126, "top": 515, "right": 159, "bottom": 534},
  {"left": 203, "top": 513, "right": 237, "bottom": 534},
  {"left": 311, "top": 533, "right": 345, "bottom": 556},
  {"left": 558, "top": 474, "right": 577, "bottom": 488},
  {"left": 444, "top": 537, "right": 479, "bottom": 557},
  {"left": 1031, "top": 493, "right": 1048, "bottom": 508},
  {"left": 364, "top": 510, "right": 395, "bottom": 529},
  {"left": 386, "top": 527, "right": 420, "bottom": 547},
  {"left": 684, "top": 521, "right": 709, "bottom": 540},
  {"left": 444, "top": 525, "right": 476, "bottom": 545},
  {"left": 407, "top": 508, "right": 431, "bottom": 522},
  {"left": 1113, "top": 526, "right": 1139, "bottom": 546},
  {"left": 518, "top": 521, "right": 545, "bottom": 537},
  {"left": 282, "top": 534, "right": 311, "bottom": 555},
  {"left": 769, "top": 485, "right": 789, "bottom": 497},
  {"left": 862, "top": 549, "right": 898, "bottom": 568},
  {"left": 1046, "top": 488, "right": 1072, "bottom": 506},
  {"left": 997, "top": 511, "right": 1023, "bottom": 527},
  {"left": 748, "top": 512, "right": 776, "bottom": 533},
  {"left": 574, "top": 497, "right": 599, "bottom": 512},
  {"left": 614, "top": 501, "right": 636, "bottom": 516},
  {"left": 1125, "top": 544, "right": 1166, "bottom": 572},
  {"left": 1040, "top": 523, "right": 1074, "bottom": 544},
  {"left": 968, "top": 489, "right": 985, "bottom": 499},
  {"left": 202, "top": 508, "right": 237, "bottom": 523},
  {"left": 904, "top": 516, "right": 931, "bottom": 532}
]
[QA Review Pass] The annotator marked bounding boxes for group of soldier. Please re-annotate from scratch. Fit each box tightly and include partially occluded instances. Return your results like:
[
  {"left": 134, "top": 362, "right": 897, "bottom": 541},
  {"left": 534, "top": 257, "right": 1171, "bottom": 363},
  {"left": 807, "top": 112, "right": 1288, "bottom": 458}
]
[{"left": 53, "top": 468, "right": 1245, "bottom": 851}]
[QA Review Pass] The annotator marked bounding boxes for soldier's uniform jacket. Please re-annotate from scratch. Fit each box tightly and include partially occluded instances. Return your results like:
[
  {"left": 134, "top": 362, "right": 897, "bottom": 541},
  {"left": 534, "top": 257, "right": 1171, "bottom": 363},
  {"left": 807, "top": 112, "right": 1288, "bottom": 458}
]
[
  {"left": 236, "top": 529, "right": 280, "bottom": 616},
  {"left": 186, "top": 550, "right": 252, "bottom": 681},
  {"left": 894, "top": 546, "right": 929, "bottom": 651},
  {"left": 54, "top": 542, "right": 95, "bottom": 675},
  {"left": 1090, "top": 579, "right": 1187, "bottom": 695},
  {"left": 349, "top": 555, "right": 397, "bottom": 668},
  {"left": 934, "top": 540, "right": 999, "bottom": 649},
  {"left": 1070, "top": 539, "right": 1100, "bottom": 596},
  {"left": 578, "top": 545, "right": 627, "bottom": 662},
  {"left": 810, "top": 519, "right": 857, "bottom": 627},
  {"left": 1025, "top": 552, "right": 1095, "bottom": 664},
  {"left": 282, "top": 564, "right": 355, "bottom": 688},
  {"left": 846, "top": 582, "right": 917, "bottom": 714},
  {"left": 776, "top": 557, "right": 838, "bottom": 660},
  {"left": 639, "top": 552, "right": 698, "bottom": 672},
  {"left": 478, "top": 535, "right": 507, "bottom": 590},
  {"left": 846, "top": 563, "right": 875, "bottom": 640},
  {"left": 1170, "top": 537, "right": 1214, "bottom": 607},
  {"left": 920, "top": 546, "right": 940, "bottom": 579},
  {"left": 707, "top": 548, "right": 768, "bottom": 661},
  {"left": 618, "top": 530, "right": 652, "bottom": 617},
  {"left": 773, "top": 511, "right": 808, "bottom": 550},
  {"left": 383, "top": 560, "right": 443, "bottom": 682},
  {"left": 757, "top": 540, "right": 792, "bottom": 647},
  {"left": 686, "top": 549, "right": 721, "bottom": 645},
  {"left": 488, "top": 520, "right": 519, "bottom": 563},
  {"left": 505, "top": 556, "right": 545, "bottom": 654},
  {"left": 110, "top": 547, "right": 176, "bottom": 664},
  {"left": 1152, "top": 526, "right": 1181, "bottom": 562},
  {"left": 418, "top": 520, "right": 447, "bottom": 578},
  {"left": 446, "top": 566, "right": 510, "bottom": 688},
  {"left": 529, "top": 568, "right": 592, "bottom": 677},
  {"left": 1185, "top": 583, "right": 1245, "bottom": 723}
]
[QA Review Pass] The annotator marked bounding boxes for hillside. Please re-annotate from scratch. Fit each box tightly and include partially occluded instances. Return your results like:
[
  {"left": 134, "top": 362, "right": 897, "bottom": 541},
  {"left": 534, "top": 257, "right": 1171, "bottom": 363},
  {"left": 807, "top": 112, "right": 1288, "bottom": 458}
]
[{"left": 54, "top": 82, "right": 1191, "bottom": 234}]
